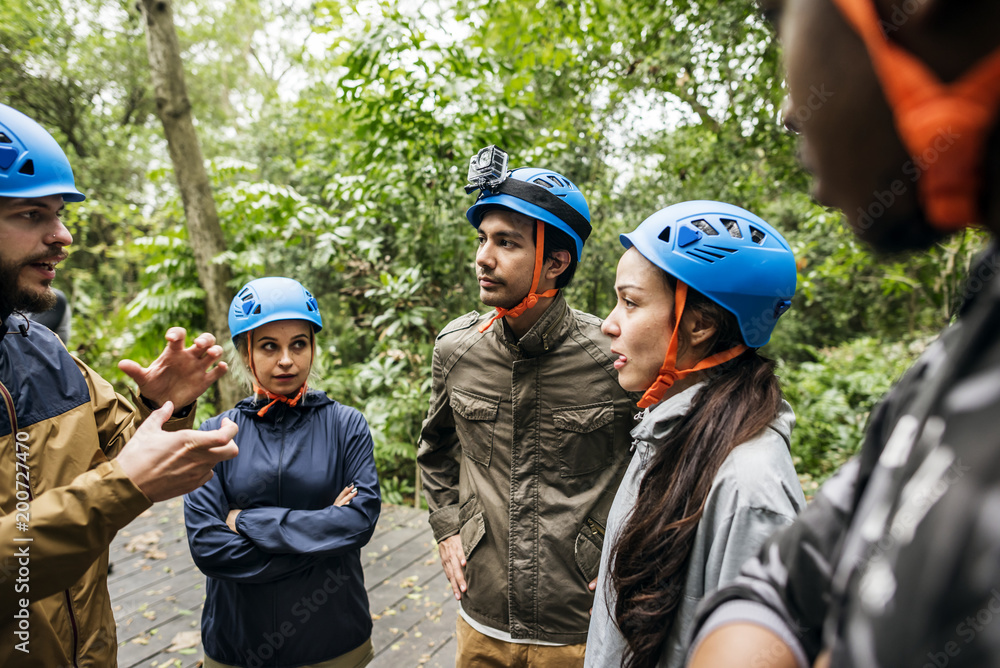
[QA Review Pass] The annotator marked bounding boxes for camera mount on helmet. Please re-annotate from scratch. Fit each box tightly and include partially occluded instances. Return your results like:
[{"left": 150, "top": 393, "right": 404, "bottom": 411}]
[
  {"left": 465, "top": 145, "right": 510, "bottom": 195},
  {"left": 464, "top": 147, "right": 592, "bottom": 262}
]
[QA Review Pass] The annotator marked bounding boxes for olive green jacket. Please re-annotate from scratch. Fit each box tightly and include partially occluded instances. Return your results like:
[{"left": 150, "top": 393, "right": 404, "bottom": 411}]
[{"left": 418, "top": 293, "right": 637, "bottom": 644}]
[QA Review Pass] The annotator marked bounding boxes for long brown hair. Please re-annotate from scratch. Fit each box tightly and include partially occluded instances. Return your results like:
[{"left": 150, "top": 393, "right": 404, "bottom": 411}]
[{"left": 609, "top": 276, "right": 783, "bottom": 668}]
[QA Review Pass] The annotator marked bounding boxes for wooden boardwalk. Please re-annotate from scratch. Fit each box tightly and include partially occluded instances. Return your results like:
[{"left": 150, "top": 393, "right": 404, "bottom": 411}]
[{"left": 110, "top": 500, "right": 458, "bottom": 668}]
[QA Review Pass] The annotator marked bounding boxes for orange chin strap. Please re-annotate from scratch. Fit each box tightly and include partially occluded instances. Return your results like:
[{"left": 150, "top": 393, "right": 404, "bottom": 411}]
[
  {"left": 829, "top": 0, "right": 1000, "bottom": 230},
  {"left": 478, "top": 220, "right": 559, "bottom": 334},
  {"left": 247, "top": 328, "right": 310, "bottom": 418},
  {"left": 637, "top": 281, "right": 748, "bottom": 410}
]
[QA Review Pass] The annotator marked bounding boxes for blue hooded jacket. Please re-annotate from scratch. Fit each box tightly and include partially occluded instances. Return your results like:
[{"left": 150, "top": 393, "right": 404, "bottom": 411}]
[{"left": 184, "top": 390, "right": 381, "bottom": 667}]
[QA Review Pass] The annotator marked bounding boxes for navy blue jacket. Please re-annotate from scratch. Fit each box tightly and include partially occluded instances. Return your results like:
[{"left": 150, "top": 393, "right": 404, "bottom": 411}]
[{"left": 184, "top": 390, "right": 381, "bottom": 667}]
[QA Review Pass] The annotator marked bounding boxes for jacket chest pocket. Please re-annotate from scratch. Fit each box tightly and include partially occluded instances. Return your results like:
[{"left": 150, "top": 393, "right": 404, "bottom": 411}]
[
  {"left": 450, "top": 388, "right": 500, "bottom": 467},
  {"left": 553, "top": 401, "right": 615, "bottom": 477}
]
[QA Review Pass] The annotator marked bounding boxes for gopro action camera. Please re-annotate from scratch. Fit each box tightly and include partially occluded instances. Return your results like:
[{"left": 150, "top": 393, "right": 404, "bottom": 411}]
[{"left": 466, "top": 145, "right": 509, "bottom": 194}]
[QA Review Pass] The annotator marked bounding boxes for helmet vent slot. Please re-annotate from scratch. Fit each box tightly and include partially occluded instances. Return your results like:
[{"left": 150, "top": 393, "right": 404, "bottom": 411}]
[
  {"left": 698, "top": 248, "right": 726, "bottom": 259},
  {"left": 18, "top": 159, "right": 34, "bottom": 176},
  {"left": 749, "top": 225, "right": 766, "bottom": 244},
  {"left": 685, "top": 250, "right": 717, "bottom": 263},
  {"left": 531, "top": 175, "right": 571, "bottom": 189},
  {"left": 721, "top": 218, "right": 742, "bottom": 239},
  {"left": 237, "top": 289, "right": 256, "bottom": 317},
  {"left": 690, "top": 219, "right": 718, "bottom": 236},
  {"left": 252, "top": 304, "right": 262, "bottom": 315},
  {"left": 0, "top": 132, "right": 11, "bottom": 143},
  {"left": 705, "top": 244, "right": 737, "bottom": 254},
  {"left": 657, "top": 226, "right": 671, "bottom": 244}
]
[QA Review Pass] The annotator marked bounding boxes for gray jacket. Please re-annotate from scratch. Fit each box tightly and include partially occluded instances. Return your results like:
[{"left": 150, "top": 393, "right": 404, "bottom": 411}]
[
  {"left": 585, "top": 383, "right": 805, "bottom": 667},
  {"left": 418, "top": 293, "right": 637, "bottom": 644}
]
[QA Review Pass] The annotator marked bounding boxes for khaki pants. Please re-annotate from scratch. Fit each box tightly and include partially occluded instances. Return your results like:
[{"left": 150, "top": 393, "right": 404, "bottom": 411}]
[
  {"left": 202, "top": 637, "right": 374, "bottom": 668},
  {"left": 456, "top": 616, "right": 586, "bottom": 668}
]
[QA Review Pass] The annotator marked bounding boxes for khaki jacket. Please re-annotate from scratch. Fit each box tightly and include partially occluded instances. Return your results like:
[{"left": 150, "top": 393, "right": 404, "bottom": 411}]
[
  {"left": 418, "top": 294, "right": 637, "bottom": 644},
  {"left": 0, "top": 318, "right": 191, "bottom": 666}
]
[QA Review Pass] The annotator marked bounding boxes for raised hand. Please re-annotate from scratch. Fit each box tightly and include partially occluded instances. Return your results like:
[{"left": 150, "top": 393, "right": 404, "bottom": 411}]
[
  {"left": 118, "top": 327, "right": 228, "bottom": 409},
  {"left": 117, "top": 402, "right": 239, "bottom": 502}
]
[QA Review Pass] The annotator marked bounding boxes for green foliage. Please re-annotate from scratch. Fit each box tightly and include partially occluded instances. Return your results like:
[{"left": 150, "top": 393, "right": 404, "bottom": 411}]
[
  {"left": 764, "top": 194, "right": 989, "bottom": 361},
  {"left": 780, "top": 336, "right": 926, "bottom": 494},
  {"left": 2, "top": 0, "right": 990, "bottom": 502}
]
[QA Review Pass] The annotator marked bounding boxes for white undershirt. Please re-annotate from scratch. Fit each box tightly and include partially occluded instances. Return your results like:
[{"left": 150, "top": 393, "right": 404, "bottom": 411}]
[{"left": 458, "top": 605, "right": 568, "bottom": 646}]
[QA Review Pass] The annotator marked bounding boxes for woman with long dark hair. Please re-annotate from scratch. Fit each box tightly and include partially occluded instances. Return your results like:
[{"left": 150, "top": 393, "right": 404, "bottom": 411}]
[{"left": 584, "top": 201, "right": 805, "bottom": 668}]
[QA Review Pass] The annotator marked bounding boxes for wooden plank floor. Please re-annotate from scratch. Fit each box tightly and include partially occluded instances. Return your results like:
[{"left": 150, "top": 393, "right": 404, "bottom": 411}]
[{"left": 111, "top": 500, "right": 458, "bottom": 668}]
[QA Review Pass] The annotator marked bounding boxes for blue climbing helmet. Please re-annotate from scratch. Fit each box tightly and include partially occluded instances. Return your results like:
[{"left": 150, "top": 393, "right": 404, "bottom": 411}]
[
  {"left": 466, "top": 167, "right": 592, "bottom": 261},
  {"left": 0, "top": 103, "right": 85, "bottom": 202},
  {"left": 621, "top": 200, "right": 797, "bottom": 348},
  {"left": 229, "top": 277, "right": 323, "bottom": 340}
]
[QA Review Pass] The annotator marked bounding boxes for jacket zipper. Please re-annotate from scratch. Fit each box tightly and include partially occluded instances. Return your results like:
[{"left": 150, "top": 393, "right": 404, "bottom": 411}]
[
  {"left": 63, "top": 591, "right": 80, "bottom": 667},
  {"left": 276, "top": 413, "right": 286, "bottom": 505},
  {"left": 587, "top": 517, "right": 606, "bottom": 539},
  {"left": 1, "top": 380, "right": 81, "bottom": 668},
  {"left": 274, "top": 413, "right": 286, "bottom": 667}
]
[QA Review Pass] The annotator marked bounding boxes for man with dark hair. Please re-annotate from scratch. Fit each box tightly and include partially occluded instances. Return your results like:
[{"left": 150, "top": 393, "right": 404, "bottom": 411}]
[
  {"left": 686, "top": 1, "right": 1000, "bottom": 666},
  {"left": 418, "top": 161, "right": 636, "bottom": 666},
  {"left": 541, "top": 223, "right": 578, "bottom": 289},
  {"left": 0, "top": 102, "right": 239, "bottom": 666}
]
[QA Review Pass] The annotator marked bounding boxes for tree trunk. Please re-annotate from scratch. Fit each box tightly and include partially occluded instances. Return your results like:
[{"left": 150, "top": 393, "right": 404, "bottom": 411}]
[{"left": 139, "top": 0, "right": 241, "bottom": 410}]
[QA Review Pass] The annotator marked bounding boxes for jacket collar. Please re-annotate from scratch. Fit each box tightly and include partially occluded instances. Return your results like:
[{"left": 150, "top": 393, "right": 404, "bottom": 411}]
[
  {"left": 493, "top": 291, "right": 572, "bottom": 357},
  {"left": 631, "top": 381, "right": 705, "bottom": 447},
  {"left": 631, "top": 382, "right": 796, "bottom": 452},
  {"left": 235, "top": 388, "right": 334, "bottom": 418}
]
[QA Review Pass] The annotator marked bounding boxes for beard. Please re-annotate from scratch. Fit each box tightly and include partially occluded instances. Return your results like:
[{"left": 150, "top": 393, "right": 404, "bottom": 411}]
[
  {"left": 0, "top": 255, "right": 58, "bottom": 317},
  {"left": 849, "top": 206, "right": 946, "bottom": 255}
]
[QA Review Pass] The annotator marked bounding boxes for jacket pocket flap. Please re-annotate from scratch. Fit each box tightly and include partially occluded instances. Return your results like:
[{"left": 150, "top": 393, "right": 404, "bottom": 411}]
[
  {"left": 574, "top": 529, "right": 603, "bottom": 582},
  {"left": 554, "top": 402, "right": 614, "bottom": 433},
  {"left": 460, "top": 512, "right": 486, "bottom": 560},
  {"left": 451, "top": 388, "right": 500, "bottom": 422}
]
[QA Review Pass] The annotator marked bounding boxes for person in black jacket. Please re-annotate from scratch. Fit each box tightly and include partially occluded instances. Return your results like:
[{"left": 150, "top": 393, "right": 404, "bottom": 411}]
[
  {"left": 686, "top": 1, "right": 1000, "bottom": 667},
  {"left": 185, "top": 277, "right": 381, "bottom": 668}
]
